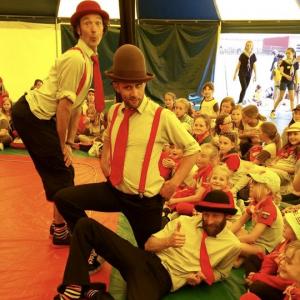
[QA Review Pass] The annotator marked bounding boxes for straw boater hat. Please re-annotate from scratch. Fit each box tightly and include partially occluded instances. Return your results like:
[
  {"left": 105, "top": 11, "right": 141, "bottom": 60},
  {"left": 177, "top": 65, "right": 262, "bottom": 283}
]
[
  {"left": 70, "top": 0, "right": 109, "bottom": 27},
  {"left": 195, "top": 190, "right": 237, "bottom": 215},
  {"left": 105, "top": 44, "right": 154, "bottom": 83}
]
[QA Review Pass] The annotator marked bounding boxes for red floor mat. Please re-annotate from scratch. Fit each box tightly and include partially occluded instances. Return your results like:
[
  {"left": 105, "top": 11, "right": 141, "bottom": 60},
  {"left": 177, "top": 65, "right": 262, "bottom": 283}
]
[{"left": 0, "top": 155, "right": 118, "bottom": 300}]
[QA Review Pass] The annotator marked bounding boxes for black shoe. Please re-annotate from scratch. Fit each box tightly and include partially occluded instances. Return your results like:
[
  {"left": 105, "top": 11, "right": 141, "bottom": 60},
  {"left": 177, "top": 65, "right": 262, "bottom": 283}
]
[
  {"left": 88, "top": 249, "right": 104, "bottom": 275},
  {"left": 84, "top": 282, "right": 114, "bottom": 299},
  {"left": 49, "top": 223, "right": 55, "bottom": 236},
  {"left": 52, "top": 226, "right": 71, "bottom": 247}
]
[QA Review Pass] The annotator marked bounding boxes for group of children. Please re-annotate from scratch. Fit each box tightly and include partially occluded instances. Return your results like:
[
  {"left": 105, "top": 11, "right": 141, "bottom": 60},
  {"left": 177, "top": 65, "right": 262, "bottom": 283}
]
[
  {"left": 0, "top": 78, "right": 43, "bottom": 150},
  {"left": 160, "top": 84, "right": 300, "bottom": 299}
]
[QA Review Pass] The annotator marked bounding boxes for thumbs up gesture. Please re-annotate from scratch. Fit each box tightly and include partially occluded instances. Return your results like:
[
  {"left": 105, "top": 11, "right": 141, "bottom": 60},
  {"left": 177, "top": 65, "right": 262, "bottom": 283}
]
[{"left": 167, "top": 221, "right": 185, "bottom": 248}]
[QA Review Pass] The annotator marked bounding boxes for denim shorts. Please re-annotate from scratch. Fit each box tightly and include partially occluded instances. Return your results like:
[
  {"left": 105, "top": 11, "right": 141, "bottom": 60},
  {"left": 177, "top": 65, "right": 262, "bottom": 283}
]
[{"left": 280, "top": 80, "right": 295, "bottom": 91}]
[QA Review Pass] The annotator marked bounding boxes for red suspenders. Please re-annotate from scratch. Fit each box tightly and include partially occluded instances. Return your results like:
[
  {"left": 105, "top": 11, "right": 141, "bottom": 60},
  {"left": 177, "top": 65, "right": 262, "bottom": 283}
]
[
  {"left": 109, "top": 104, "right": 163, "bottom": 196},
  {"left": 70, "top": 47, "right": 87, "bottom": 96},
  {"left": 138, "top": 107, "right": 162, "bottom": 195}
]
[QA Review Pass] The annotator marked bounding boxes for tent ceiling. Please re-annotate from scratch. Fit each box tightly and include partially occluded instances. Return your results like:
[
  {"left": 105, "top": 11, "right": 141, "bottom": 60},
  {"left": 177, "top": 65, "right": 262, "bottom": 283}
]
[
  {"left": 0, "top": 0, "right": 299, "bottom": 22},
  {"left": 0, "top": 0, "right": 59, "bottom": 19}
]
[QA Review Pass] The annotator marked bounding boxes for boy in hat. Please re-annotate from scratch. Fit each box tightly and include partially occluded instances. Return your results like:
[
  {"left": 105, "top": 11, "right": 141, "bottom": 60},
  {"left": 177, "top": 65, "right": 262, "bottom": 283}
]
[
  {"left": 54, "top": 44, "right": 200, "bottom": 251},
  {"left": 54, "top": 190, "right": 240, "bottom": 300},
  {"left": 12, "top": 0, "right": 109, "bottom": 246}
]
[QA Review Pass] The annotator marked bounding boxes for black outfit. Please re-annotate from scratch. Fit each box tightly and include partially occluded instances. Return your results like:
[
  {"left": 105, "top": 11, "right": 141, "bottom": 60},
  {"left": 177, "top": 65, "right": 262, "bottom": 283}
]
[
  {"left": 62, "top": 217, "right": 172, "bottom": 300},
  {"left": 54, "top": 181, "right": 163, "bottom": 248},
  {"left": 12, "top": 95, "right": 75, "bottom": 200},
  {"left": 238, "top": 53, "right": 257, "bottom": 103},
  {"left": 280, "top": 60, "right": 299, "bottom": 90}
]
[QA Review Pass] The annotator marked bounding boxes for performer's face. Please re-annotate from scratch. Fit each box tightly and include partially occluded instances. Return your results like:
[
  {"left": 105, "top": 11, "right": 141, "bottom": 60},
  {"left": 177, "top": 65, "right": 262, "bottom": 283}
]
[
  {"left": 77, "top": 14, "right": 103, "bottom": 51},
  {"left": 115, "top": 82, "right": 146, "bottom": 109},
  {"left": 202, "top": 212, "right": 227, "bottom": 237}
]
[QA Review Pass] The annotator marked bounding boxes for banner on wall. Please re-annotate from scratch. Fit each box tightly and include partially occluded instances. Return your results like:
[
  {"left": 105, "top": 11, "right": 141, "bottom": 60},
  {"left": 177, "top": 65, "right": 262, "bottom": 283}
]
[{"left": 137, "top": 22, "right": 220, "bottom": 103}]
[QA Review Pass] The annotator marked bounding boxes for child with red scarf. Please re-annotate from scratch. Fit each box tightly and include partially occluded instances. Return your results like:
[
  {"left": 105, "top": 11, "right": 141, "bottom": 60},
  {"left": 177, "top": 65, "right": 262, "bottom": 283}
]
[
  {"left": 240, "top": 210, "right": 300, "bottom": 300},
  {"left": 219, "top": 132, "right": 241, "bottom": 172},
  {"left": 231, "top": 170, "right": 283, "bottom": 268},
  {"left": 268, "top": 122, "right": 300, "bottom": 185},
  {"left": 192, "top": 114, "right": 212, "bottom": 145},
  {"left": 241, "top": 240, "right": 300, "bottom": 300},
  {"left": 166, "top": 164, "right": 232, "bottom": 216}
]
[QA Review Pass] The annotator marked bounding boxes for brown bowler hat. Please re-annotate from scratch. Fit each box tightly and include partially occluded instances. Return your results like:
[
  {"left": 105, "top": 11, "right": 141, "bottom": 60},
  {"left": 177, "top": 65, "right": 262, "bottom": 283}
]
[
  {"left": 70, "top": 0, "right": 109, "bottom": 27},
  {"left": 105, "top": 44, "right": 154, "bottom": 83}
]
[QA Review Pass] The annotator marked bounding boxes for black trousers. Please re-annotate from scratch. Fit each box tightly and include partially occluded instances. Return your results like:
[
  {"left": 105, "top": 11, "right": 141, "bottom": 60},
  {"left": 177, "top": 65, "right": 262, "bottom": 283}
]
[
  {"left": 12, "top": 96, "right": 74, "bottom": 201},
  {"left": 63, "top": 218, "right": 172, "bottom": 300},
  {"left": 54, "top": 181, "right": 164, "bottom": 248},
  {"left": 249, "top": 281, "right": 284, "bottom": 300},
  {"left": 238, "top": 74, "right": 251, "bottom": 103}
]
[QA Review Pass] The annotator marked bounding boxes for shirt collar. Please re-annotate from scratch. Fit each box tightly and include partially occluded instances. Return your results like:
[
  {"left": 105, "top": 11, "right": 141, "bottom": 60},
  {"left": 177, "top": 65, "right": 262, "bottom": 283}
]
[
  {"left": 76, "top": 39, "right": 96, "bottom": 59},
  {"left": 119, "top": 96, "right": 149, "bottom": 115}
]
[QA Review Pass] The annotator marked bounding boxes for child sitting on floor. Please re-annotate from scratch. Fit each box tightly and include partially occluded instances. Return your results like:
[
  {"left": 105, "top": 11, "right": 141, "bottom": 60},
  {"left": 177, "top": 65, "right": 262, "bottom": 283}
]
[
  {"left": 199, "top": 81, "right": 219, "bottom": 121},
  {"left": 164, "top": 143, "right": 218, "bottom": 200},
  {"left": 212, "top": 114, "right": 234, "bottom": 146},
  {"left": 219, "top": 132, "right": 241, "bottom": 172},
  {"left": 163, "top": 91, "right": 176, "bottom": 112},
  {"left": 231, "top": 104, "right": 244, "bottom": 132},
  {"left": 219, "top": 96, "right": 235, "bottom": 115},
  {"left": 268, "top": 122, "right": 300, "bottom": 186},
  {"left": 231, "top": 170, "right": 283, "bottom": 268},
  {"left": 241, "top": 240, "right": 300, "bottom": 300},
  {"left": 242, "top": 210, "right": 300, "bottom": 300},
  {"left": 174, "top": 98, "right": 194, "bottom": 133},
  {"left": 192, "top": 114, "right": 212, "bottom": 145},
  {"left": 239, "top": 105, "right": 266, "bottom": 158},
  {"left": 166, "top": 165, "right": 232, "bottom": 216},
  {"left": 252, "top": 122, "right": 281, "bottom": 166},
  {"left": 158, "top": 143, "right": 173, "bottom": 180}
]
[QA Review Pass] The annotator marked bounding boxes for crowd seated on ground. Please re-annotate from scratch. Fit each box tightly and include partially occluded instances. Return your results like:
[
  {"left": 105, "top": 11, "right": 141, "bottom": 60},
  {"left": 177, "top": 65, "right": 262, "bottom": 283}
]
[{"left": 2, "top": 74, "right": 300, "bottom": 299}]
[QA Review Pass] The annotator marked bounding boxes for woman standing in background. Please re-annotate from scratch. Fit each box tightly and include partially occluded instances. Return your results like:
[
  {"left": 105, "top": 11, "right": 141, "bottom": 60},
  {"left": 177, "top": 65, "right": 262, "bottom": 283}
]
[{"left": 233, "top": 41, "right": 257, "bottom": 104}]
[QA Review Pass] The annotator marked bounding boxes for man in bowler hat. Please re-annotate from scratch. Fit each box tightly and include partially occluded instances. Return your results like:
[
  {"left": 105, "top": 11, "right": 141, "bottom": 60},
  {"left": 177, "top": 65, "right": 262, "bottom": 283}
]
[{"left": 54, "top": 43, "right": 200, "bottom": 252}]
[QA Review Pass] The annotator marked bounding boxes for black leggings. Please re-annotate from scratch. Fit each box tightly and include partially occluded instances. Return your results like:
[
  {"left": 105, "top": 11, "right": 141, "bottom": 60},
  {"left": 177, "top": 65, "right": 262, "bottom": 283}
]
[
  {"left": 62, "top": 218, "right": 172, "bottom": 300},
  {"left": 238, "top": 74, "right": 251, "bottom": 103}
]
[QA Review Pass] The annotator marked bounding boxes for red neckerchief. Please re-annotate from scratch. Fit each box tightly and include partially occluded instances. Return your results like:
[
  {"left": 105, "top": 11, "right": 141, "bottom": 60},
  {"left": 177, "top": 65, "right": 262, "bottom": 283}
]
[
  {"left": 193, "top": 131, "right": 210, "bottom": 144},
  {"left": 221, "top": 149, "right": 239, "bottom": 162},
  {"left": 277, "top": 144, "right": 298, "bottom": 159},
  {"left": 193, "top": 164, "right": 213, "bottom": 184}
]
